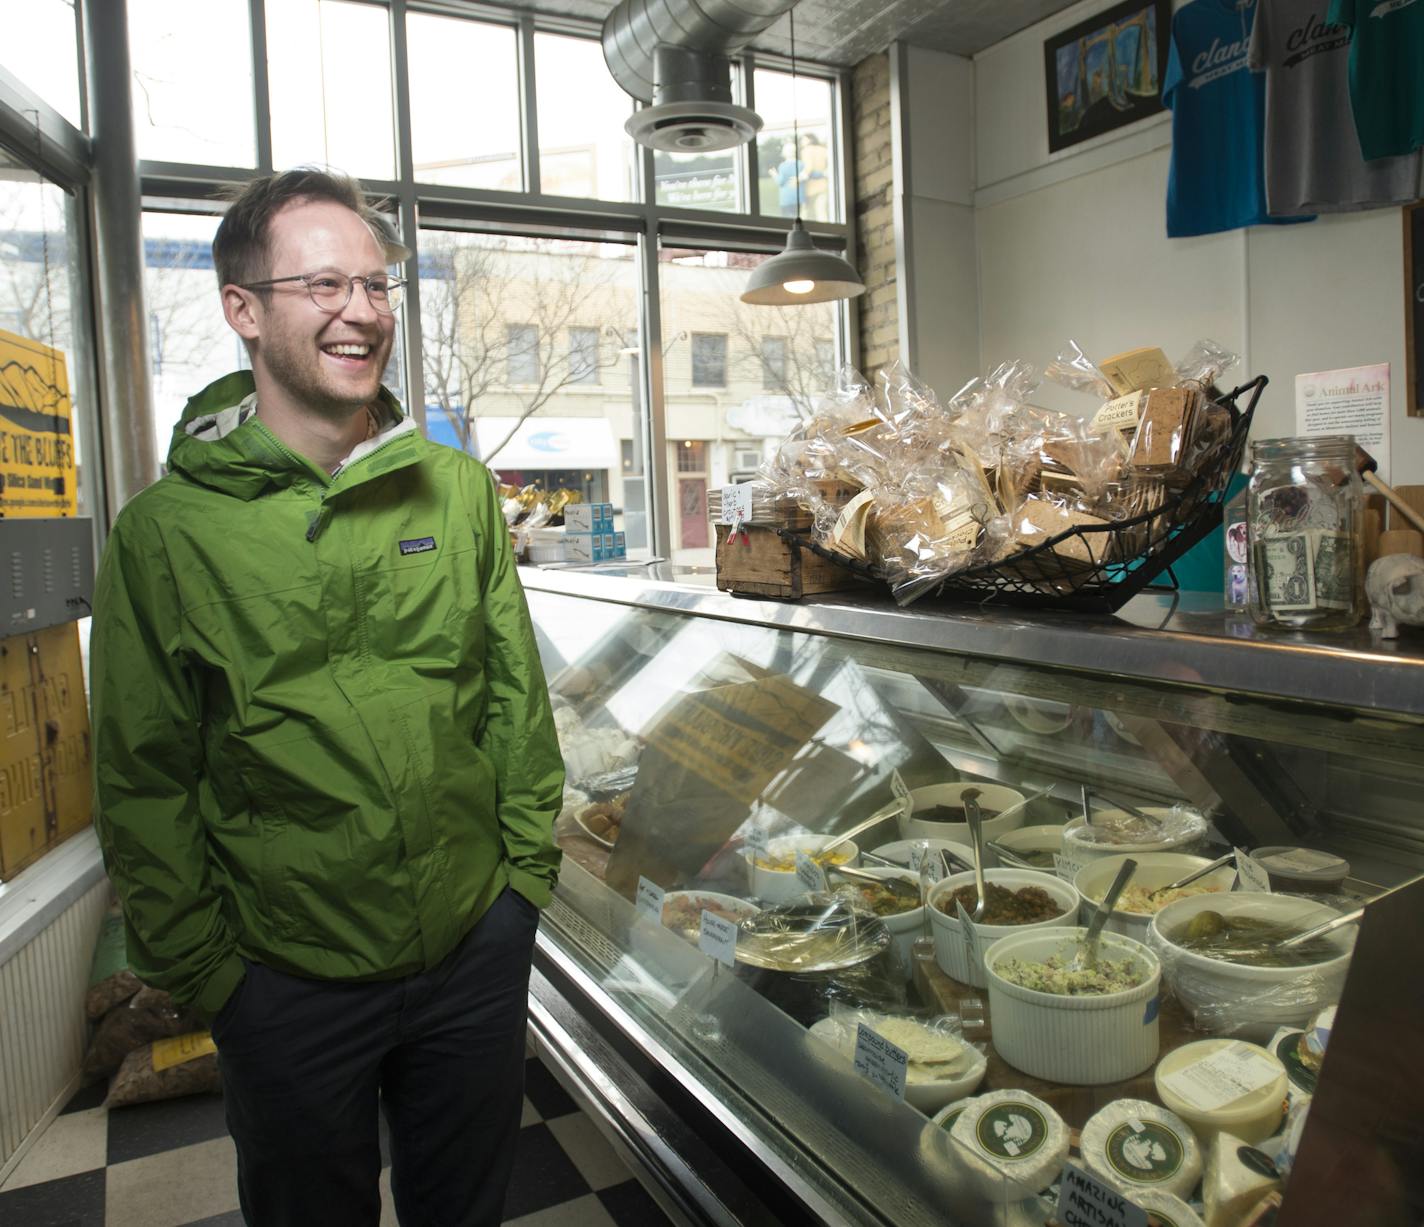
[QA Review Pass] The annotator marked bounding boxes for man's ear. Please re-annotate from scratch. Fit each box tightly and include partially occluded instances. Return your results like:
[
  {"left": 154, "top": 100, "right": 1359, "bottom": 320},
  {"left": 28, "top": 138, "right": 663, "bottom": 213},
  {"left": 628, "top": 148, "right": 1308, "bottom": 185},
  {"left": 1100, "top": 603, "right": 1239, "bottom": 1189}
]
[{"left": 222, "top": 284, "right": 261, "bottom": 343}]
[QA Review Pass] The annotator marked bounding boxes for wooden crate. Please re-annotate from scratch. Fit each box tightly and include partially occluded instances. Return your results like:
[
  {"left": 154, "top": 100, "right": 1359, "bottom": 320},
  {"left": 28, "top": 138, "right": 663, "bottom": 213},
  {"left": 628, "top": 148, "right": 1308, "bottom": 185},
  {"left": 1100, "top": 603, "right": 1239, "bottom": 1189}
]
[
  {"left": 1, "top": 623, "right": 92, "bottom": 879},
  {"left": 715, "top": 524, "right": 860, "bottom": 600}
]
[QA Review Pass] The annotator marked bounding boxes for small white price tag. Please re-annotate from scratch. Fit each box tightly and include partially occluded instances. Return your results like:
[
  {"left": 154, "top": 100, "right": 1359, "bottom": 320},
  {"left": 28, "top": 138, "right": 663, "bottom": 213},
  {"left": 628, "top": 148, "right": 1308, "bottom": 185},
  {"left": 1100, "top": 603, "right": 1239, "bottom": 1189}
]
[
  {"left": 1234, "top": 848, "right": 1273, "bottom": 893},
  {"left": 698, "top": 910, "right": 738, "bottom": 966},
  {"left": 1056, "top": 1161, "right": 1148, "bottom": 1227},
  {"left": 635, "top": 876, "right": 666, "bottom": 921},
  {"left": 1055, "top": 851, "right": 1086, "bottom": 883},
  {"left": 908, "top": 843, "right": 945, "bottom": 883},
  {"left": 890, "top": 768, "right": 911, "bottom": 814},
  {"left": 744, "top": 824, "right": 769, "bottom": 861},
  {"left": 954, "top": 899, "right": 978, "bottom": 965},
  {"left": 795, "top": 851, "right": 829, "bottom": 893},
  {"left": 719, "top": 482, "right": 755, "bottom": 527},
  {"left": 852, "top": 1023, "right": 908, "bottom": 1101}
]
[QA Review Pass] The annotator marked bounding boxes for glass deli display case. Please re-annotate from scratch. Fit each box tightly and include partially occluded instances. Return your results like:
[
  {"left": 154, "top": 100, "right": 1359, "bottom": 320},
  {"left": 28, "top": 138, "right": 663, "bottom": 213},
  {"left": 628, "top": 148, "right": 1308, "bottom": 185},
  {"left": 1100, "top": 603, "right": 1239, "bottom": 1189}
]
[{"left": 519, "top": 566, "right": 1424, "bottom": 1227}]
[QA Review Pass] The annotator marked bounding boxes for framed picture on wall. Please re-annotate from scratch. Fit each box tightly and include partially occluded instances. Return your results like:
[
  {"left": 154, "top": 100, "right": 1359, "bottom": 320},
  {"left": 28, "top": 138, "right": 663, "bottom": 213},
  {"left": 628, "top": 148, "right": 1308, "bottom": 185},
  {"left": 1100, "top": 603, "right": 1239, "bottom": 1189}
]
[
  {"left": 1406, "top": 203, "right": 1424, "bottom": 418},
  {"left": 1044, "top": 0, "right": 1171, "bottom": 154}
]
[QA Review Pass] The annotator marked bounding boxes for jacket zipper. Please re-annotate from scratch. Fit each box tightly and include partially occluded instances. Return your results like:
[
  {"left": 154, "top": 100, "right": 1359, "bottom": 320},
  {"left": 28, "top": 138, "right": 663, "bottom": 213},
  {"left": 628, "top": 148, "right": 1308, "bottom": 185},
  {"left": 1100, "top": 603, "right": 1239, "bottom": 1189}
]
[{"left": 306, "top": 431, "right": 413, "bottom": 542}]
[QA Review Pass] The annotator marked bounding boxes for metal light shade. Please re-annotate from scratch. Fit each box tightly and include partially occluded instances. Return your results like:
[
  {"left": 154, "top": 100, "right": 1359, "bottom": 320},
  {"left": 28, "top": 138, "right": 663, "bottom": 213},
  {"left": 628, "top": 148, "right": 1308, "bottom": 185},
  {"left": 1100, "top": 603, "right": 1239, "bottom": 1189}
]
[{"left": 740, "top": 220, "right": 866, "bottom": 306}]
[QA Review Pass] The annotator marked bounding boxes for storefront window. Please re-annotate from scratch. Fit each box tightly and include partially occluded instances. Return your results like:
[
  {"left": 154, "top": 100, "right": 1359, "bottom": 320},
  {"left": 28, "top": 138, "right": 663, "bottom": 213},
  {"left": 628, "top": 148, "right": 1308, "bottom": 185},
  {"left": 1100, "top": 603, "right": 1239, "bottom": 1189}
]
[
  {"left": 408, "top": 14, "right": 520, "bottom": 191},
  {"left": 660, "top": 243, "right": 841, "bottom": 565},
  {"left": 129, "top": 0, "right": 256, "bottom": 166},
  {"left": 753, "top": 68, "right": 838, "bottom": 222},
  {"left": 267, "top": 0, "right": 396, "bottom": 179},
  {"left": 0, "top": 156, "right": 91, "bottom": 515},
  {"left": 417, "top": 228, "right": 649, "bottom": 553},
  {"left": 139, "top": 212, "right": 236, "bottom": 464},
  {"left": 534, "top": 32, "right": 637, "bottom": 202},
  {"left": 1, "top": 1, "right": 82, "bottom": 130}
]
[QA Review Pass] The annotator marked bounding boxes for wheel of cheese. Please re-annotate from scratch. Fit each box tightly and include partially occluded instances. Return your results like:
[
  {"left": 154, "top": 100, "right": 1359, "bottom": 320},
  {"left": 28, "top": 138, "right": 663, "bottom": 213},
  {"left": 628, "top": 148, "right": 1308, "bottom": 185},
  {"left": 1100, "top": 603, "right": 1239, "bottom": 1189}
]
[
  {"left": 948, "top": 1089, "right": 1069, "bottom": 1203},
  {"left": 1081, "top": 1098, "right": 1202, "bottom": 1201},
  {"left": 1202, "top": 1131, "right": 1282, "bottom": 1227},
  {"left": 1154, "top": 1038, "right": 1287, "bottom": 1145}
]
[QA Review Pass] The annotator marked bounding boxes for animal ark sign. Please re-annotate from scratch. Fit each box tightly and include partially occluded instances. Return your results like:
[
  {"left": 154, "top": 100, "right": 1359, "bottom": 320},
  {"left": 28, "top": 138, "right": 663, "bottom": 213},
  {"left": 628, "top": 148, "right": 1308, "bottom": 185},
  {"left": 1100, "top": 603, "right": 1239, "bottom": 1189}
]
[{"left": 0, "top": 329, "right": 77, "bottom": 518}]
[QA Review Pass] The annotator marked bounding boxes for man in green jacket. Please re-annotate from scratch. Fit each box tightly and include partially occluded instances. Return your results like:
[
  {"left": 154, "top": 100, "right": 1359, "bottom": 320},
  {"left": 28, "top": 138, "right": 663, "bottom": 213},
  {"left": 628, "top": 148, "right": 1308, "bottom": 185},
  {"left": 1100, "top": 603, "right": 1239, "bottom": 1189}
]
[{"left": 90, "top": 168, "right": 564, "bottom": 1226}]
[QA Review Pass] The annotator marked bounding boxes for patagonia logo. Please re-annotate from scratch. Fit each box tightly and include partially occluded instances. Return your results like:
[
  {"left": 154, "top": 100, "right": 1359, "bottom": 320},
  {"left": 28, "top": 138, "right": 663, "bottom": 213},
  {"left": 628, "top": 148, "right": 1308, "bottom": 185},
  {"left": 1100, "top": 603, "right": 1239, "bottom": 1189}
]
[{"left": 399, "top": 536, "right": 437, "bottom": 556}]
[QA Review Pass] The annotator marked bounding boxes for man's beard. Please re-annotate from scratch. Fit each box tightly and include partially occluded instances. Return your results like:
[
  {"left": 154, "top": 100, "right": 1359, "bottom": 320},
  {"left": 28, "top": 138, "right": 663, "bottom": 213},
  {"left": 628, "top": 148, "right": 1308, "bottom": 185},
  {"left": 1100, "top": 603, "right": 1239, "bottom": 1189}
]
[{"left": 258, "top": 327, "right": 392, "bottom": 420}]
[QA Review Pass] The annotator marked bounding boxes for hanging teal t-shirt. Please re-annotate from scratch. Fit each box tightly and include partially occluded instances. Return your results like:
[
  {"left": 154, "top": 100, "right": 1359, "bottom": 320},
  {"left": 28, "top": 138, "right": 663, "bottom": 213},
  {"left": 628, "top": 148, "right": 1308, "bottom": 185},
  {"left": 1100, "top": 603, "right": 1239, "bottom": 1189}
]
[
  {"left": 1164, "top": 0, "right": 1315, "bottom": 237},
  {"left": 1328, "top": 0, "right": 1424, "bottom": 160}
]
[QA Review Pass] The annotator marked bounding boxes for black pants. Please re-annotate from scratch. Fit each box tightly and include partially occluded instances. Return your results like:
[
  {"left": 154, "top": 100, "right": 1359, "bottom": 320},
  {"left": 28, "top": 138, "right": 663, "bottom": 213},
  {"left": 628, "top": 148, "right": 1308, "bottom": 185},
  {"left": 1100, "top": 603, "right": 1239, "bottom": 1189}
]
[{"left": 213, "top": 887, "right": 540, "bottom": 1227}]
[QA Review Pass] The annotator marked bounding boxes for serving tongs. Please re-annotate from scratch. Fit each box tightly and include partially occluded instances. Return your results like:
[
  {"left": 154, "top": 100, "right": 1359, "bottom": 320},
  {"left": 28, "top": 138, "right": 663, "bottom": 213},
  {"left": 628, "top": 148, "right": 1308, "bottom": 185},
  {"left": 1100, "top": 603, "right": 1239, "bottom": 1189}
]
[
  {"left": 826, "top": 862, "right": 922, "bottom": 905},
  {"left": 1149, "top": 852, "right": 1236, "bottom": 898},
  {"left": 1072, "top": 858, "right": 1137, "bottom": 970}
]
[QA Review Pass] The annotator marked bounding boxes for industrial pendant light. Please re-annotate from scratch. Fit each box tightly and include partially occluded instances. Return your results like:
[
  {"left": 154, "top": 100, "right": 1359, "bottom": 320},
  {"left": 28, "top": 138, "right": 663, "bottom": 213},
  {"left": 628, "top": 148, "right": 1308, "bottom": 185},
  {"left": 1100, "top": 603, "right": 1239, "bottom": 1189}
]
[{"left": 741, "top": 9, "right": 865, "bottom": 307}]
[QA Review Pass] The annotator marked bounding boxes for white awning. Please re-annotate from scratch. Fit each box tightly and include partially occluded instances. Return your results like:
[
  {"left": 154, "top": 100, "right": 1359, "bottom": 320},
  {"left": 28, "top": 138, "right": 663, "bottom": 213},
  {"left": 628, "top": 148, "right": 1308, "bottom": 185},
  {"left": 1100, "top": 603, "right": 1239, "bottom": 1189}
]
[{"left": 474, "top": 417, "right": 618, "bottom": 471}]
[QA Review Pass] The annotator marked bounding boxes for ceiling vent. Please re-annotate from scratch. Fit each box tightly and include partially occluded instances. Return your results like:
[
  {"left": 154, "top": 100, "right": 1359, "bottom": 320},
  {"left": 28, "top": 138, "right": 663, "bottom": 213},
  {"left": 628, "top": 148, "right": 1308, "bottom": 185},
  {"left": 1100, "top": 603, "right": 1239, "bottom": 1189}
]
[{"left": 603, "top": 0, "right": 799, "bottom": 153}]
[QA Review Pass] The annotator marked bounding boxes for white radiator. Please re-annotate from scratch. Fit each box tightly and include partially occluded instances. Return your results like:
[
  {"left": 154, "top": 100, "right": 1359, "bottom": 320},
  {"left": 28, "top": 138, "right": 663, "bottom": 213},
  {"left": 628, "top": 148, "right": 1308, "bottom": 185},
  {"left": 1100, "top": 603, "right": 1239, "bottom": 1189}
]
[{"left": 0, "top": 877, "right": 110, "bottom": 1172}]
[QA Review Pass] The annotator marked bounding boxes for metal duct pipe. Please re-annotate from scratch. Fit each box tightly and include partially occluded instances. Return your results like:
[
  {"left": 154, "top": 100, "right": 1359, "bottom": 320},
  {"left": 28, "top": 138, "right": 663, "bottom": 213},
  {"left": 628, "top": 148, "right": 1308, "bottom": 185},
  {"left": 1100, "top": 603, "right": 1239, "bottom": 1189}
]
[
  {"left": 605, "top": 0, "right": 798, "bottom": 151},
  {"left": 603, "top": 0, "right": 798, "bottom": 104}
]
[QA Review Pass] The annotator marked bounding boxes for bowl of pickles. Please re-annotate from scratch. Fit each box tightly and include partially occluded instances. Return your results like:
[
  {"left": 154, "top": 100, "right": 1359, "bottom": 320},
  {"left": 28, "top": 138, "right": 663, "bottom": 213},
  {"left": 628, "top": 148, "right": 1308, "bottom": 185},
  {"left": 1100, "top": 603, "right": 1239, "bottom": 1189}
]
[{"left": 1148, "top": 892, "right": 1356, "bottom": 1039}]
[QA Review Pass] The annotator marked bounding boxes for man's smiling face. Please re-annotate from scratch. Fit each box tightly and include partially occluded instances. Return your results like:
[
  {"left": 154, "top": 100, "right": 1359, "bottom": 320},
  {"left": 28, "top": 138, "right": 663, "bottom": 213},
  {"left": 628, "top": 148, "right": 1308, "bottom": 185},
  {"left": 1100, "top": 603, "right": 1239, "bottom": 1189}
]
[{"left": 247, "top": 198, "right": 396, "bottom": 421}]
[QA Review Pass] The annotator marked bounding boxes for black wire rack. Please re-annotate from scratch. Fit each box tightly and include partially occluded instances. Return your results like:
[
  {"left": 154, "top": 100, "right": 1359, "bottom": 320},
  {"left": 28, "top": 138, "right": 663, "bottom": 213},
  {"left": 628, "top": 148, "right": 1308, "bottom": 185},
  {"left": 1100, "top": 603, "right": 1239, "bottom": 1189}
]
[{"left": 777, "top": 375, "right": 1266, "bottom": 614}]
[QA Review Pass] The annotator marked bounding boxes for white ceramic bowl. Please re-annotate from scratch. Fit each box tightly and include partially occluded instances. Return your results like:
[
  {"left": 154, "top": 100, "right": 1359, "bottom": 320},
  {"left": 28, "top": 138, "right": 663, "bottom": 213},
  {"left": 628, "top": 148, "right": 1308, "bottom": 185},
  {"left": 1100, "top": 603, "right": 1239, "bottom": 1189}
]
[
  {"left": 1060, "top": 808, "right": 1208, "bottom": 874},
  {"left": 747, "top": 834, "right": 860, "bottom": 905},
  {"left": 660, "top": 891, "right": 760, "bottom": 942},
  {"left": 808, "top": 1016, "right": 987, "bottom": 1113},
  {"left": 831, "top": 866, "right": 925, "bottom": 980},
  {"left": 927, "top": 869, "right": 1079, "bottom": 989},
  {"left": 990, "top": 824, "right": 1066, "bottom": 873},
  {"left": 899, "top": 783, "right": 1028, "bottom": 845},
  {"left": 870, "top": 838, "right": 977, "bottom": 875},
  {"left": 1073, "top": 853, "right": 1237, "bottom": 942},
  {"left": 1148, "top": 892, "right": 1356, "bottom": 1040},
  {"left": 984, "top": 926, "right": 1162, "bottom": 1085}
]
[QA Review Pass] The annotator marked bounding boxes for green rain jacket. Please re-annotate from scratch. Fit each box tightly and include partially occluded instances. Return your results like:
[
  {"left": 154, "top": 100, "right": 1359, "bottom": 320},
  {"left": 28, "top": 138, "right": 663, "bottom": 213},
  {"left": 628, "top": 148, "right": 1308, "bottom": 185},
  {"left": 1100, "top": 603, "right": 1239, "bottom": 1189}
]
[{"left": 91, "top": 371, "right": 564, "bottom": 1021}]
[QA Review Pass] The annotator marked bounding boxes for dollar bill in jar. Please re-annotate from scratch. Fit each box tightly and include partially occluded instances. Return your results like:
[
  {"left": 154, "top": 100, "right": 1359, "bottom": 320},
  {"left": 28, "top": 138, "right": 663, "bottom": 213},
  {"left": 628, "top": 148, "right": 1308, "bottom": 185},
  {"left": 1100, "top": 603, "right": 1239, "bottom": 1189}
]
[{"left": 1247, "top": 436, "right": 1363, "bottom": 631}]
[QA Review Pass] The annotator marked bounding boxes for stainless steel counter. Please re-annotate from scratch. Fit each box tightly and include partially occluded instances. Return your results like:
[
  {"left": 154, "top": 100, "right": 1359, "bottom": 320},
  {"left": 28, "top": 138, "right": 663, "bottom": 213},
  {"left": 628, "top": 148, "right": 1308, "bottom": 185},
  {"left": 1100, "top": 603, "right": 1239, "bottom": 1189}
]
[{"left": 520, "top": 563, "right": 1424, "bottom": 719}]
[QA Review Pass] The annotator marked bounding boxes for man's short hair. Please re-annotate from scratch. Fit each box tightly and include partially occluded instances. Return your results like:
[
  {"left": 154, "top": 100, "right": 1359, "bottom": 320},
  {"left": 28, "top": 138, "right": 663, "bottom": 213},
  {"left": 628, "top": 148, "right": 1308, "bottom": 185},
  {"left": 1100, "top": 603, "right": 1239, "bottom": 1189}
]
[{"left": 212, "top": 167, "right": 408, "bottom": 289}]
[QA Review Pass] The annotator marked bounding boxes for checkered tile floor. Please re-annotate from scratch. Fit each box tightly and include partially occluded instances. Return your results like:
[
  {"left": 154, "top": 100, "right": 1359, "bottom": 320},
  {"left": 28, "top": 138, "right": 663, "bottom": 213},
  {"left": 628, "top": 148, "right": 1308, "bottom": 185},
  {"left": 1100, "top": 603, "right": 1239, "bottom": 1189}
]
[{"left": 0, "top": 1054, "right": 672, "bottom": 1227}]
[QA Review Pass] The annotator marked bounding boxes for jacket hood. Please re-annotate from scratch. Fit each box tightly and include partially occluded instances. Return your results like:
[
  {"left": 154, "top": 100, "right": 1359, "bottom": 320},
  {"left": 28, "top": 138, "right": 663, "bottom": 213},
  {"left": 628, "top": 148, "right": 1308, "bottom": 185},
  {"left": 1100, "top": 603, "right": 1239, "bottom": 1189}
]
[{"left": 166, "top": 371, "right": 411, "bottom": 499}]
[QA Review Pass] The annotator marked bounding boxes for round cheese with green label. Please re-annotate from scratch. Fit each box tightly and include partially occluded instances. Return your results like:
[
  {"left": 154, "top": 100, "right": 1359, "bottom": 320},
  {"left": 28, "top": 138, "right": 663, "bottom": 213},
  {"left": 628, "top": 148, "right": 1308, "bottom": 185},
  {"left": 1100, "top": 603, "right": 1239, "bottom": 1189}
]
[
  {"left": 948, "top": 1090, "right": 1068, "bottom": 1203},
  {"left": 1081, "top": 1098, "right": 1202, "bottom": 1200},
  {"left": 1129, "top": 1189, "right": 1206, "bottom": 1227}
]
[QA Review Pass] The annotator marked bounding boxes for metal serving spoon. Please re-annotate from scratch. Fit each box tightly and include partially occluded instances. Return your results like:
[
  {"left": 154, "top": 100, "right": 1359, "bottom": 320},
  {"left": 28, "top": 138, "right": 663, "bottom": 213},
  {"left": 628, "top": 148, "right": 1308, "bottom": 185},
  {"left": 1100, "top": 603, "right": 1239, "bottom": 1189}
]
[
  {"left": 1149, "top": 852, "right": 1236, "bottom": 898},
  {"left": 1074, "top": 858, "right": 1138, "bottom": 970},
  {"left": 963, "top": 788, "right": 988, "bottom": 923}
]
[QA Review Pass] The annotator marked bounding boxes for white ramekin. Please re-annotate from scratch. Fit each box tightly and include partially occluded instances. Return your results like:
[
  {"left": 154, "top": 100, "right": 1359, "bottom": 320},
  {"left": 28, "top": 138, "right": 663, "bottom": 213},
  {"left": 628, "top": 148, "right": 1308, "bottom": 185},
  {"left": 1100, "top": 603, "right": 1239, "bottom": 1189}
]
[
  {"left": 746, "top": 834, "right": 860, "bottom": 905},
  {"left": 899, "top": 783, "right": 1028, "bottom": 845},
  {"left": 927, "top": 868, "right": 1079, "bottom": 989},
  {"left": 984, "top": 926, "right": 1162, "bottom": 1085},
  {"left": 1073, "top": 852, "right": 1237, "bottom": 942}
]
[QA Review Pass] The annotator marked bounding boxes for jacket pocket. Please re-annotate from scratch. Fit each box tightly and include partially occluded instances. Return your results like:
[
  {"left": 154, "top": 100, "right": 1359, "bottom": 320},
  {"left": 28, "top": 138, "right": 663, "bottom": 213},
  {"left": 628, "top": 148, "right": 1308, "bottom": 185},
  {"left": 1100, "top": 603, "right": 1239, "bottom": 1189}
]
[{"left": 242, "top": 771, "right": 301, "bottom": 941}]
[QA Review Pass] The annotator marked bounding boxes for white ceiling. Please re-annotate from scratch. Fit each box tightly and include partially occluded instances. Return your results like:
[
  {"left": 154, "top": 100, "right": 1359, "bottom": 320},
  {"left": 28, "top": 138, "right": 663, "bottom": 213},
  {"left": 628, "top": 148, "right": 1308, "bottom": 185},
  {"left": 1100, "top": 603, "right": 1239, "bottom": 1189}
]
[{"left": 536, "top": 0, "right": 1085, "bottom": 66}]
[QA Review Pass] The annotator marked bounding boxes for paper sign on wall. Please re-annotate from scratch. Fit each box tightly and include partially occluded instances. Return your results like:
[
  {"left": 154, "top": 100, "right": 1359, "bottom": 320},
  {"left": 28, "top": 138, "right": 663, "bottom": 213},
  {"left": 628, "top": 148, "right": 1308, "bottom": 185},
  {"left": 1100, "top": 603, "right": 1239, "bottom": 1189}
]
[
  {"left": 1295, "top": 364, "right": 1390, "bottom": 481},
  {"left": 0, "top": 329, "right": 77, "bottom": 518}
]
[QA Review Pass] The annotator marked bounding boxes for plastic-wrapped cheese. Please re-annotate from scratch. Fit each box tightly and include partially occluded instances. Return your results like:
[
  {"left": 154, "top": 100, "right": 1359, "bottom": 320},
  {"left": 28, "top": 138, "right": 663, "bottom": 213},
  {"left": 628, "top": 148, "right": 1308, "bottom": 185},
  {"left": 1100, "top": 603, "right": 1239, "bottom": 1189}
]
[
  {"left": 1081, "top": 1098, "right": 1202, "bottom": 1201},
  {"left": 1202, "top": 1131, "right": 1282, "bottom": 1227},
  {"left": 1129, "top": 1190, "right": 1205, "bottom": 1227},
  {"left": 1154, "top": 1038, "right": 1287, "bottom": 1145},
  {"left": 948, "top": 1089, "right": 1068, "bottom": 1203}
]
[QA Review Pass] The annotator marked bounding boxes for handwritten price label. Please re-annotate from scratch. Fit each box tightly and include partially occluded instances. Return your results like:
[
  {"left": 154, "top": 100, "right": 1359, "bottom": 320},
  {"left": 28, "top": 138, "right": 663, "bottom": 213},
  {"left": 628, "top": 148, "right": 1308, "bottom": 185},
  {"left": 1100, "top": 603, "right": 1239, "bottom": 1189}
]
[
  {"left": 853, "top": 1023, "right": 908, "bottom": 1100},
  {"left": 699, "top": 910, "right": 738, "bottom": 966},
  {"left": 635, "top": 876, "right": 666, "bottom": 921}
]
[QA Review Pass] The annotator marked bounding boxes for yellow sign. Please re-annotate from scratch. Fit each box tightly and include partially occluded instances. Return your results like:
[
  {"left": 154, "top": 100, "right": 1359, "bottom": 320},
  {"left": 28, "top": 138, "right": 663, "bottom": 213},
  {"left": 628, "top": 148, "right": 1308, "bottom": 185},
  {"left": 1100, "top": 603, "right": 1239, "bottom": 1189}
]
[
  {"left": 0, "top": 329, "right": 76, "bottom": 517},
  {"left": 151, "top": 1031, "right": 217, "bottom": 1072}
]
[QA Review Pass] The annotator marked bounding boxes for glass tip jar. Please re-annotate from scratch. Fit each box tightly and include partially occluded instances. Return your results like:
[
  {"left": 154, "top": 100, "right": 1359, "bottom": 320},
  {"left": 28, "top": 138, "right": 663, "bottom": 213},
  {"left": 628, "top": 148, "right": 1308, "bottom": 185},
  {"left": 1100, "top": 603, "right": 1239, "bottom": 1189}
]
[{"left": 1246, "top": 435, "right": 1365, "bottom": 631}]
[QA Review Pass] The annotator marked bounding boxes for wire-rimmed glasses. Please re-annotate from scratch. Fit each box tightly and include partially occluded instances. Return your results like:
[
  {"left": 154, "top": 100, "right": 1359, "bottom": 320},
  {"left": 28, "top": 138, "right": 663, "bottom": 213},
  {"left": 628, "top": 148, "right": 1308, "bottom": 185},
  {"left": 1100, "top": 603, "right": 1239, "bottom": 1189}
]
[{"left": 239, "top": 271, "right": 406, "bottom": 314}]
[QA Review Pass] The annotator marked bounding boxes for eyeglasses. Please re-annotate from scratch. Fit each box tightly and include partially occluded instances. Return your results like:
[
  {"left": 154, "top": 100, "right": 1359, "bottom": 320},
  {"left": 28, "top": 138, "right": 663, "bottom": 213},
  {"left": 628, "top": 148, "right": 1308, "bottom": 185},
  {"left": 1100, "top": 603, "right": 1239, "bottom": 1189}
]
[{"left": 239, "top": 271, "right": 406, "bottom": 314}]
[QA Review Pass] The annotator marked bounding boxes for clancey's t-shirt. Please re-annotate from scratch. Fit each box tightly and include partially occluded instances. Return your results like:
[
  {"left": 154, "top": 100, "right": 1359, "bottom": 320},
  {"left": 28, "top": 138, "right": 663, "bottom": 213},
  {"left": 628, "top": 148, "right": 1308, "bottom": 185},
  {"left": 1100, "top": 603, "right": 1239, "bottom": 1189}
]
[
  {"left": 1250, "top": 0, "right": 1420, "bottom": 211},
  {"left": 1329, "top": 0, "right": 1424, "bottom": 161},
  {"left": 1164, "top": 0, "right": 1315, "bottom": 237}
]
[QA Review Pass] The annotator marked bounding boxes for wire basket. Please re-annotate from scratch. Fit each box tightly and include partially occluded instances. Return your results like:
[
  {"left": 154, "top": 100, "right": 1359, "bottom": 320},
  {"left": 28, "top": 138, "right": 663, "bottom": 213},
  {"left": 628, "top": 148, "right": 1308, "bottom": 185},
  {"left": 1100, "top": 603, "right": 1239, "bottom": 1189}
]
[{"left": 778, "top": 375, "right": 1266, "bottom": 614}]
